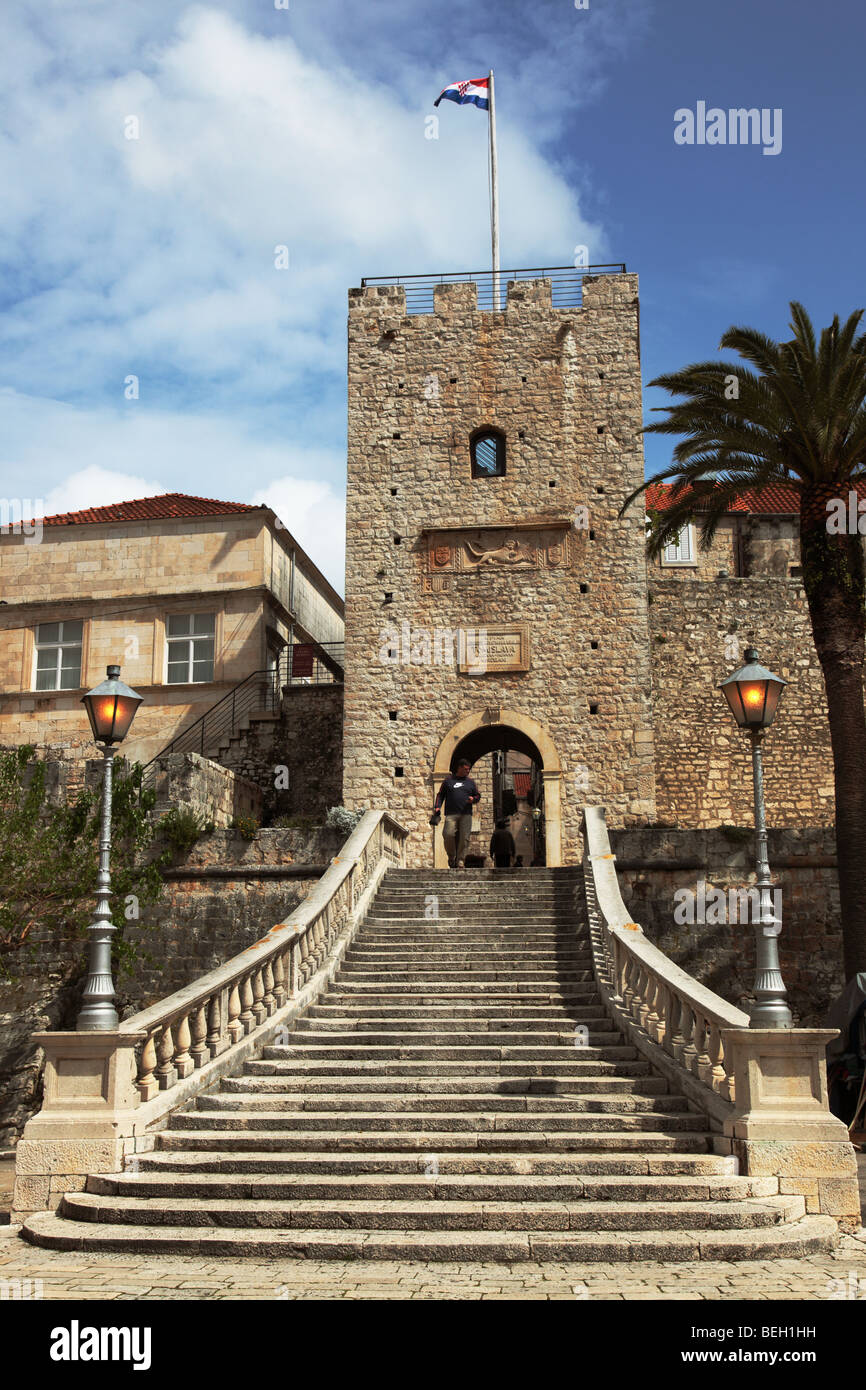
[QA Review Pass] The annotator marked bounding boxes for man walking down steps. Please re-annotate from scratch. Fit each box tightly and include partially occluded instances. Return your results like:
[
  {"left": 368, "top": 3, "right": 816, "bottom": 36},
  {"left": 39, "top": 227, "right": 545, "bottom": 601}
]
[{"left": 430, "top": 758, "right": 481, "bottom": 868}]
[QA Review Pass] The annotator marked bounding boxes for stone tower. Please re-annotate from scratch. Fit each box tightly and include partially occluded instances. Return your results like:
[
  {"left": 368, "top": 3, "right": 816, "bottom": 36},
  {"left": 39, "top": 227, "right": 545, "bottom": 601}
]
[{"left": 343, "top": 271, "right": 655, "bottom": 866}]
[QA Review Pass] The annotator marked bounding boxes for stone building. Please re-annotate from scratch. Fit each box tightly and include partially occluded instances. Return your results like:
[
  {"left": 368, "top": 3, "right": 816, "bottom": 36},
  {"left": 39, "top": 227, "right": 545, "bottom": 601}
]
[
  {"left": 342, "top": 273, "right": 657, "bottom": 866},
  {"left": 0, "top": 492, "right": 344, "bottom": 768}
]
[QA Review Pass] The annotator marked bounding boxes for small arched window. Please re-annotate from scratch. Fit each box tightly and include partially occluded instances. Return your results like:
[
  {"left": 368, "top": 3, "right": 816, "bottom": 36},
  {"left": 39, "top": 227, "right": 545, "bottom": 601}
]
[{"left": 470, "top": 428, "right": 506, "bottom": 479}]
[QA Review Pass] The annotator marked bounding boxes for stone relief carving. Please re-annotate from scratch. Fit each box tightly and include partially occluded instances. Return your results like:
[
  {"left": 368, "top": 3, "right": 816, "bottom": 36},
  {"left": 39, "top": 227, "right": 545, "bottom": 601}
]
[{"left": 426, "top": 526, "right": 571, "bottom": 574}]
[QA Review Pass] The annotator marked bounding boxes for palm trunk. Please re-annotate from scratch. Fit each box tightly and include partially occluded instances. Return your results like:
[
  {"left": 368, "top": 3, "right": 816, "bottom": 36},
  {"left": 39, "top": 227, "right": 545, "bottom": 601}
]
[{"left": 801, "top": 502, "right": 866, "bottom": 979}]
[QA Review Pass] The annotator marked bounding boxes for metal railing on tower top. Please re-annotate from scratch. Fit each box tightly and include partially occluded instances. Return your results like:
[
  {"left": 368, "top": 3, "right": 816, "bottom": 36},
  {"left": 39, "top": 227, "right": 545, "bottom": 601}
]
[{"left": 359, "top": 265, "right": 627, "bottom": 314}]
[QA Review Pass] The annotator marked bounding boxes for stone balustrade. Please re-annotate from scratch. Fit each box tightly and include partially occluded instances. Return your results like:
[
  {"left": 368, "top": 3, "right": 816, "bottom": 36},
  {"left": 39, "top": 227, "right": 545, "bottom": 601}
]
[
  {"left": 12, "top": 810, "right": 408, "bottom": 1221},
  {"left": 583, "top": 806, "right": 861, "bottom": 1228}
]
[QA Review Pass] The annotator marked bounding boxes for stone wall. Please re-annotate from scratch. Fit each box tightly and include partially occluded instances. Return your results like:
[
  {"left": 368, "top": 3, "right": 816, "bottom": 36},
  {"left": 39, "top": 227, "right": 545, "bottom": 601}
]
[
  {"left": 648, "top": 576, "right": 835, "bottom": 828},
  {"left": 343, "top": 273, "right": 656, "bottom": 867},
  {"left": 217, "top": 684, "right": 344, "bottom": 823},
  {"left": 609, "top": 826, "right": 843, "bottom": 1026},
  {"left": 150, "top": 751, "right": 263, "bottom": 827}
]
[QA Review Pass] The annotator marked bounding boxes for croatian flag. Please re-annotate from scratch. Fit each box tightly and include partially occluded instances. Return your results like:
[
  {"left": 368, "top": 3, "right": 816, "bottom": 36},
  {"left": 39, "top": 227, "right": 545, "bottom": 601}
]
[{"left": 434, "top": 77, "right": 490, "bottom": 111}]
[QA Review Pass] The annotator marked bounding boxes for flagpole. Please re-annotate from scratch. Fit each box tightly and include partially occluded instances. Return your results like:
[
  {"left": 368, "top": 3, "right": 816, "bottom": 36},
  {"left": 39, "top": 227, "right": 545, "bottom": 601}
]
[{"left": 488, "top": 68, "right": 500, "bottom": 311}]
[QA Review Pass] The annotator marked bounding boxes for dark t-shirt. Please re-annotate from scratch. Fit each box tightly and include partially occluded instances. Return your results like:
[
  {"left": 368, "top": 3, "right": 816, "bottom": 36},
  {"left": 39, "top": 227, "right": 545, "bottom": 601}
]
[
  {"left": 436, "top": 775, "right": 480, "bottom": 815},
  {"left": 489, "top": 829, "right": 515, "bottom": 858}
]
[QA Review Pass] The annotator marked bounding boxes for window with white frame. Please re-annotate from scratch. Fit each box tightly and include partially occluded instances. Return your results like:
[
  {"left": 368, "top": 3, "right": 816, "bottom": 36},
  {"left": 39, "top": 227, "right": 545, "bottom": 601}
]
[
  {"left": 661, "top": 525, "right": 696, "bottom": 565},
  {"left": 166, "top": 613, "right": 215, "bottom": 684},
  {"left": 34, "top": 620, "right": 83, "bottom": 690}
]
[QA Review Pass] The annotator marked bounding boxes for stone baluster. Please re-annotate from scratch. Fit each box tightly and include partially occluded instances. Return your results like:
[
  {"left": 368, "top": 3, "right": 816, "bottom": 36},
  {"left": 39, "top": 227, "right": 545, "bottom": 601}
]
[
  {"left": 694, "top": 1012, "right": 713, "bottom": 1085},
  {"left": 252, "top": 968, "right": 266, "bottom": 1026},
  {"left": 262, "top": 961, "right": 276, "bottom": 1016},
  {"left": 207, "top": 993, "right": 224, "bottom": 1057},
  {"left": 667, "top": 991, "right": 686, "bottom": 1064},
  {"left": 227, "top": 981, "right": 244, "bottom": 1044},
  {"left": 621, "top": 954, "right": 637, "bottom": 1016},
  {"left": 639, "top": 969, "right": 658, "bottom": 1036},
  {"left": 137, "top": 1032, "right": 159, "bottom": 1101},
  {"left": 649, "top": 979, "right": 668, "bottom": 1046},
  {"left": 680, "top": 1003, "right": 699, "bottom": 1076},
  {"left": 289, "top": 940, "right": 300, "bottom": 997},
  {"left": 612, "top": 937, "right": 626, "bottom": 1002},
  {"left": 708, "top": 1021, "right": 728, "bottom": 1098},
  {"left": 631, "top": 961, "right": 648, "bottom": 1027},
  {"left": 239, "top": 973, "right": 255, "bottom": 1034},
  {"left": 273, "top": 952, "right": 287, "bottom": 1008},
  {"left": 155, "top": 1025, "right": 177, "bottom": 1091},
  {"left": 173, "top": 1012, "right": 195, "bottom": 1079},
  {"left": 190, "top": 1003, "right": 209, "bottom": 1068}
]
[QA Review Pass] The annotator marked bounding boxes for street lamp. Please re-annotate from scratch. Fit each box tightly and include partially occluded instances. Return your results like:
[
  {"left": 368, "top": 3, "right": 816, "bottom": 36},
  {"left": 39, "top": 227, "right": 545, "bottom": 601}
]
[
  {"left": 78, "top": 665, "right": 143, "bottom": 1030},
  {"left": 718, "top": 646, "right": 792, "bottom": 1028}
]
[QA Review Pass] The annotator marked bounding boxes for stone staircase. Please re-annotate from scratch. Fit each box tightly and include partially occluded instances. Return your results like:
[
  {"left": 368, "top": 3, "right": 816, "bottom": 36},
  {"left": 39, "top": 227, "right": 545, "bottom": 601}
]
[{"left": 23, "top": 868, "right": 837, "bottom": 1259}]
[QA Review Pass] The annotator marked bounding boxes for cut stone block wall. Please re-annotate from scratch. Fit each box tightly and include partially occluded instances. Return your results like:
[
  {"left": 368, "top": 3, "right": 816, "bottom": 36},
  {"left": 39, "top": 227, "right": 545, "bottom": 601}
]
[
  {"left": 610, "top": 826, "right": 843, "bottom": 1026},
  {"left": 648, "top": 576, "right": 837, "bottom": 829},
  {"left": 217, "top": 684, "right": 344, "bottom": 823},
  {"left": 150, "top": 751, "right": 263, "bottom": 827}
]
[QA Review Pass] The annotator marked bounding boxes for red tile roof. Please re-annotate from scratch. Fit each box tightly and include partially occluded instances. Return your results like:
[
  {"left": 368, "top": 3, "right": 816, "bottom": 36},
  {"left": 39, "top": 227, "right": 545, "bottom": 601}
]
[
  {"left": 34, "top": 493, "right": 263, "bottom": 528},
  {"left": 646, "top": 479, "right": 866, "bottom": 515},
  {"left": 512, "top": 771, "right": 533, "bottom": 800}
]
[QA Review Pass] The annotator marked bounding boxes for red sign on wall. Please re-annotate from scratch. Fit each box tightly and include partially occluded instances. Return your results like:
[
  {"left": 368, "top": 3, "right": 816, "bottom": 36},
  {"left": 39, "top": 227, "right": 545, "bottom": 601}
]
[{"left": 291, "top": 644, "right": 314, "bottom": 678}]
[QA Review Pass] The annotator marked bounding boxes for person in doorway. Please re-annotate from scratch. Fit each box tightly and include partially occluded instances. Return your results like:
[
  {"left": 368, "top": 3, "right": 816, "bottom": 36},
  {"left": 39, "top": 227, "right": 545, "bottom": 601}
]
[
  {"left": 430, "top": 757, "right": 481, "bottom": 868},
  {"left": 489, "top": 818, "right": 516, "bottom": 868}
]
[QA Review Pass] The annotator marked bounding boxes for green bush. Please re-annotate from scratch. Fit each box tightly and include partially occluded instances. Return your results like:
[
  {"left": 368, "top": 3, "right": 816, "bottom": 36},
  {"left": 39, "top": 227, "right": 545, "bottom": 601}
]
[
  {"left": 158, "top": 806, "right": 208, "bottom": 855},
  {"left": 0, "top": 748, "right": 168, "bottom": 982}
]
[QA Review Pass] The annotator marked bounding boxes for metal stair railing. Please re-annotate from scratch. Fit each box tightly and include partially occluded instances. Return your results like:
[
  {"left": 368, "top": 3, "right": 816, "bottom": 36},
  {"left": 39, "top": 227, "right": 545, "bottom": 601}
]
[{"left": 139, "top": 641, "right": 344, "bottom": 796}]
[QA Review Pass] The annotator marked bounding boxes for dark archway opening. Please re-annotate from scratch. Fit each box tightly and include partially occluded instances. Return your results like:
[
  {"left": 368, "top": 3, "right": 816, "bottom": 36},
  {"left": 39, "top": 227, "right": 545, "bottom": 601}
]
[{"left": 449, "top": 724, "right": 546, "bottom": 867}]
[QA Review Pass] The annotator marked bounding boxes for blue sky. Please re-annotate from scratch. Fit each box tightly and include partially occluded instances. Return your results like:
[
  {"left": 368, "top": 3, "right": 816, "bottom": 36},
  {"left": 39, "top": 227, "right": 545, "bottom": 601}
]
[{"left": 2, "top": 0, "right": 864, "bottom": 589}]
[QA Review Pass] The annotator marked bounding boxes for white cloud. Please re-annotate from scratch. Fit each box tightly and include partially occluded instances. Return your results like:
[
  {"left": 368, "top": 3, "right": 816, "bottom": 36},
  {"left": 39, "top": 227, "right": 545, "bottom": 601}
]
[
  {"left": 251, "top": 472, "right": 346, "bottom": 593},
  {"left": 42, "top": 466, "right": 168, "bottom": 518}
]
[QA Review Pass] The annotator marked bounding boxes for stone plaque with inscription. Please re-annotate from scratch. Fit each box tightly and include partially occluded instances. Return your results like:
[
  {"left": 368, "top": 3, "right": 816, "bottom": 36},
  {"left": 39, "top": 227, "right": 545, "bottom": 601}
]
[{"left": 458, "top": 623, "right": 530, "bottom": 675}]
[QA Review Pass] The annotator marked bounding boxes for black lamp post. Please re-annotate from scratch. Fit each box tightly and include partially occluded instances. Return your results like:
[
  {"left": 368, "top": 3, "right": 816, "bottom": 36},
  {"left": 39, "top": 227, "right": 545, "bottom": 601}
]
[
  {"left": 78, "top": 665, "right": 143, "bottom": 1030},
  {"left": 718, "top": 647, "right": 792, "bottom": 1027}
]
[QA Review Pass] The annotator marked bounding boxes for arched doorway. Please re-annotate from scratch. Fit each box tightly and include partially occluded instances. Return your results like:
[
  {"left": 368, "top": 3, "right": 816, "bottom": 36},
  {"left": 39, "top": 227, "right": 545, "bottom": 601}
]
[{"left": 430, "top": 710, "right": 563, "bottom": 867}]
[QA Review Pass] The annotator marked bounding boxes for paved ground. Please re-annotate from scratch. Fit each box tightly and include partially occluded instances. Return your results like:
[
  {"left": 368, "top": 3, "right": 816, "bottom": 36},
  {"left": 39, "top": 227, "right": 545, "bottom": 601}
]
[
  {"left": 1, "top": 1236, "right": 866, "bottom": 1299},
  {"left": 2, "top": 1155, "right": 865, "bottom": 1301}
]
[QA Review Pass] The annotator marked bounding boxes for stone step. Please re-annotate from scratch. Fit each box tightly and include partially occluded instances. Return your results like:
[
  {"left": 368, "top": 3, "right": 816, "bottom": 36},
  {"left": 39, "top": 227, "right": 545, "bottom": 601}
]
[
  {"left": 345, "top": 941, "right": 591, "bottom": 953},
  {"left": 288, "top": 1019, "right": 616, "bottom": 1037},
  {"left": 22, "top": 1211, "right": 837, "bottom": 1261},
  {"left": 247, "top": 1058, "right": 653, "bottom": 1077},
  {"left": 56, "top": 1190, "right": 806, "bottom": 1233},
  {"left": 355, "top": 932, "right": 588, "bottom": 943},
  {"left": 260, "top": 1044, "right": 636, "bottom": 1062},
  {"left": 306, "top": 1007, "right": 609, "bottom": 1023},
  {"left": 172, "top": 1110, "right": 708, "bottom": 1134},
  {"left": 342, "top": 953, "right": 592, "bottom": 966},
  {"left": 310, "top": 1000, "right": 605, "bottom": 1015},
  {"left": 156, "top": 1129, "right": 714, "bottom": 1154},
  {"left": 88, "top": 1170, "right": 780, "bottom": 1203},
  {"left": 195, "top": 1092, "right": 690, "bottom": 1115},
  {"left": 335, "top": 969, "right": 594, "bottom": 981},
  {"left": 227, "top": 1073, "right": 671, "bottom": 1095},
  {"left": 330, "top": 981, "right": 597, "bottom": 996},
  {"left": 133, "top": 1149, "right": 739, "bottom": 1177}
]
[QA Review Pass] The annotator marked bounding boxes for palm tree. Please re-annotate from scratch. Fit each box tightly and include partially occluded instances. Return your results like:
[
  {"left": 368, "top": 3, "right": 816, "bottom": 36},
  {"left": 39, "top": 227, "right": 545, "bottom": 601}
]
[{"left": 623, "top": 302, "right": 866, "bottom": 979}]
